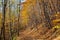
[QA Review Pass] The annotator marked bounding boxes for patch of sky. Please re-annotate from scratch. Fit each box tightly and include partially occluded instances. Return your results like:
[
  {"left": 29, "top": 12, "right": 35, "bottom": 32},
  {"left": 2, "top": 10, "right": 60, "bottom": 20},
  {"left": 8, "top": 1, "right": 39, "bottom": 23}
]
[
  {"left": 0, "top": 0, "right": 26, "bottom": 13},
  {"left": 0, "top": 0, "right": 3, "bottom": 12},
  {"left": 21, "top": 0, "right": 26, "bottom": 2},
  {"left": 11, "top": 0, "right": 24, "bottom": 11}
]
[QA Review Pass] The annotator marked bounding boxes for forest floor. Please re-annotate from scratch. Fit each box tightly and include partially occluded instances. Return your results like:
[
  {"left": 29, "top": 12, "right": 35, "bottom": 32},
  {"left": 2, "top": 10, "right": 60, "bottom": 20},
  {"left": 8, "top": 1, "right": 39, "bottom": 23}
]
[{"left": 15, "top": 24, "right": 60, "bottom": 40}]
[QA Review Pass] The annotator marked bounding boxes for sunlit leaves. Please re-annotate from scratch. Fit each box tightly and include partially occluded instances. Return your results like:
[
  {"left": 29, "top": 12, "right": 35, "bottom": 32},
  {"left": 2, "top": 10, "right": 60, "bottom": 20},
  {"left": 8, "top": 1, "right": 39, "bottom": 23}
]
[
  {"left": 53, "top": 25, "right": 60, "bottom": 29},
  {"left": 21, "top": 10, "right": 29, "bottom": 25}
]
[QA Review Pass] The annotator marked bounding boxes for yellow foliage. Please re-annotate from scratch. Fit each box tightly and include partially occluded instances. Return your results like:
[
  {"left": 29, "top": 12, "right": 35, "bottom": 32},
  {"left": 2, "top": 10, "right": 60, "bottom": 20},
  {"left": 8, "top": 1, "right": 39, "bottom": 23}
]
[
  {"left": 53, "top": 25, "right": 60, "bottom": 29},
  {"left": 20, "top": 9, "right": 29, "bottom": 25},
  {"left": 53, "top": 19, "right": 60, "bottom": 23},
  {"left": 20, "top": 0, "right": 37, "bottom": 25},
  {"left": 52, "top": 12, "right": 60, "bottom": 25}
]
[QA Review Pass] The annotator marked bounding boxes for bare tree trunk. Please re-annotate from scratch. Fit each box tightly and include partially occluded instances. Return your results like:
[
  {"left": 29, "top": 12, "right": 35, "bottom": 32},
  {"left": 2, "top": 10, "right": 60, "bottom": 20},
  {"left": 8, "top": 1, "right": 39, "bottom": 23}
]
[
  {"left": 17, "top": 0, "right": 21, "bottom": 36},
  {"left": 2, "top": 0, "right": 7, "bottom": 40}
]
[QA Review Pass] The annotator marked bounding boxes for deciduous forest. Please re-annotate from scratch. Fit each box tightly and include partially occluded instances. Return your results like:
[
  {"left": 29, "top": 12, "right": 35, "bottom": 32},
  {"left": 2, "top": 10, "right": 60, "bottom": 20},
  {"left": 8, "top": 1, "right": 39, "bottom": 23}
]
[{"left": 0, "top": 0, "right": 60, "bottom": 40}]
